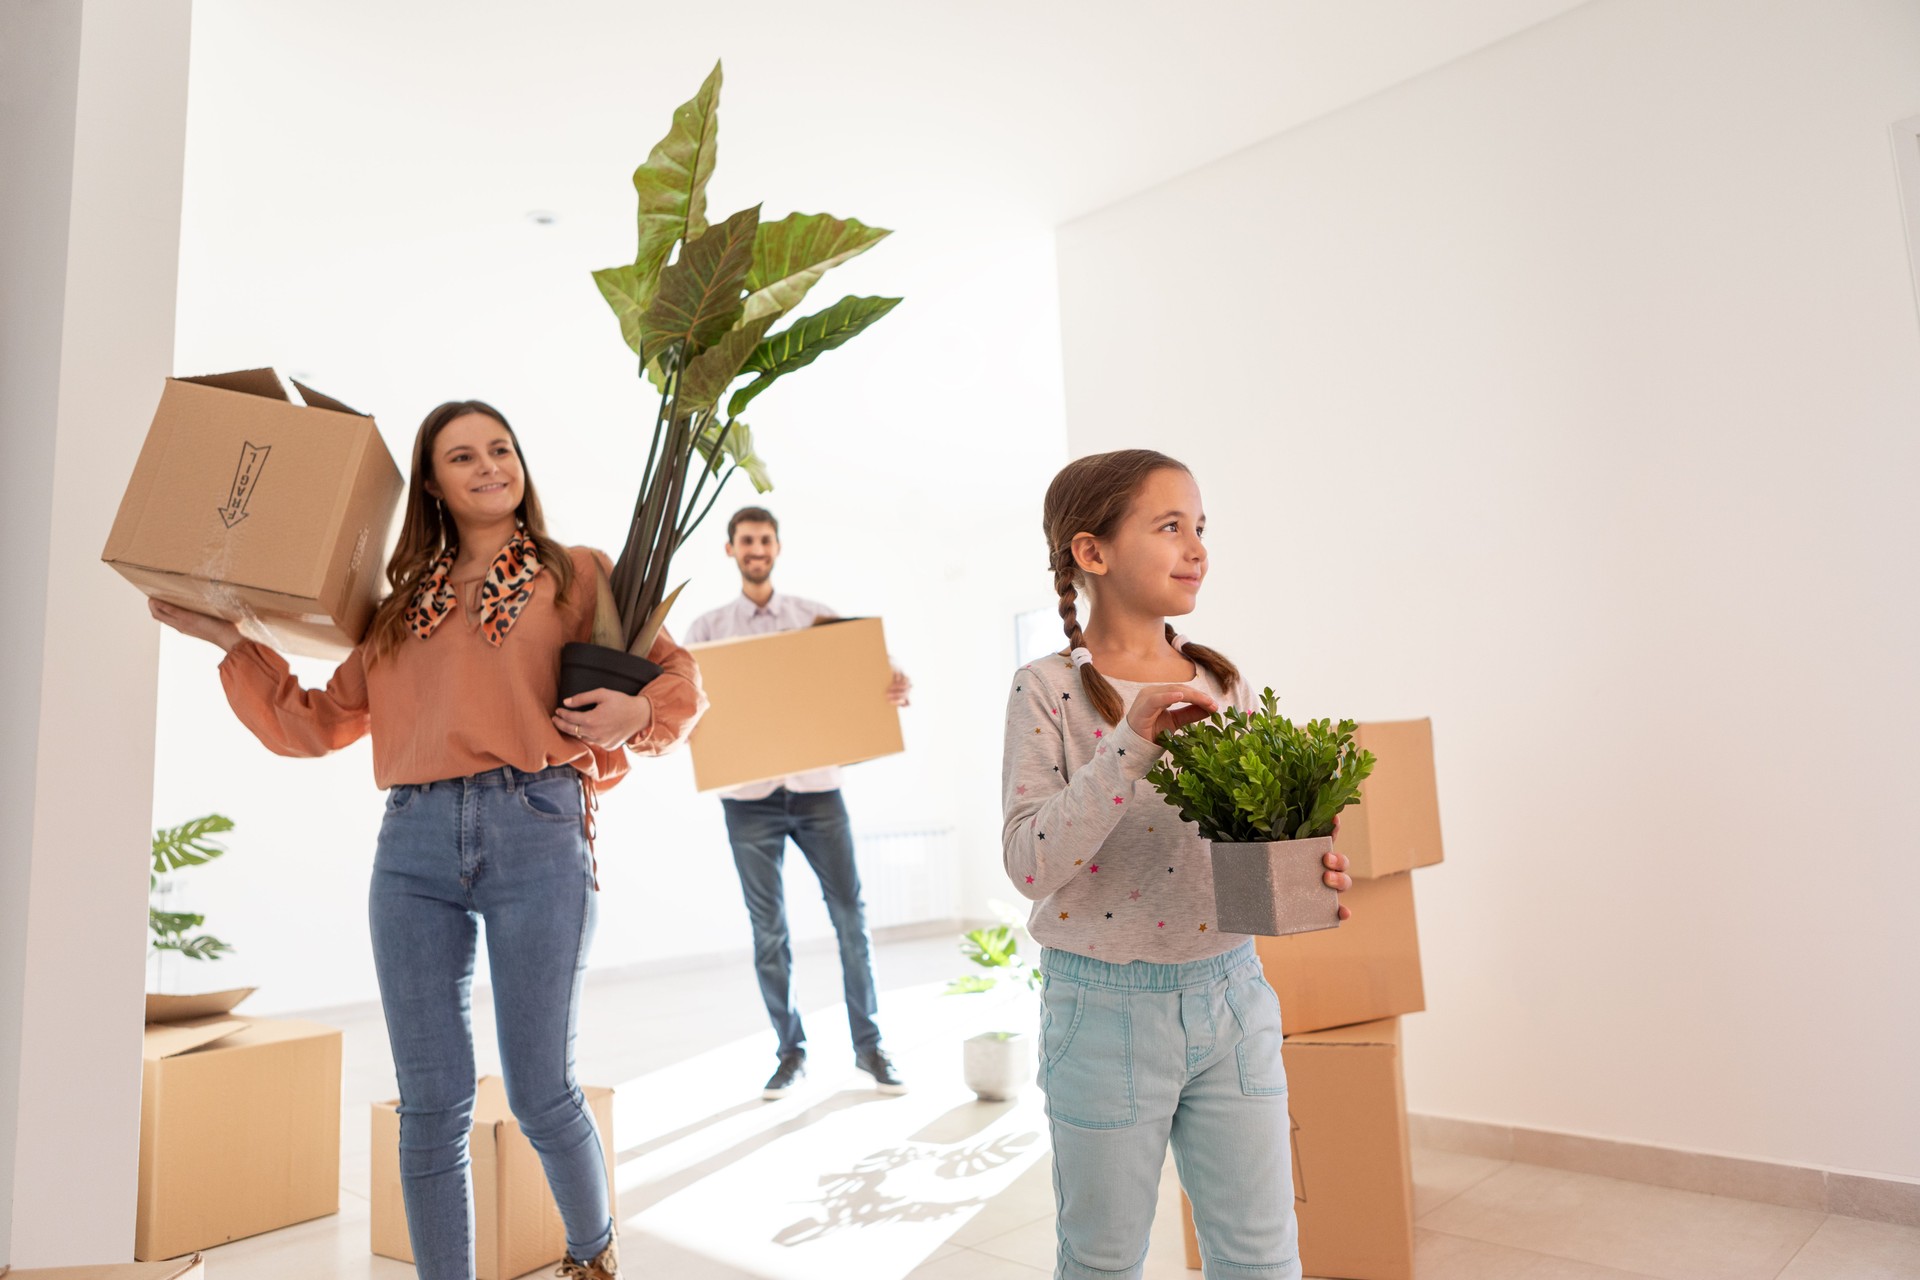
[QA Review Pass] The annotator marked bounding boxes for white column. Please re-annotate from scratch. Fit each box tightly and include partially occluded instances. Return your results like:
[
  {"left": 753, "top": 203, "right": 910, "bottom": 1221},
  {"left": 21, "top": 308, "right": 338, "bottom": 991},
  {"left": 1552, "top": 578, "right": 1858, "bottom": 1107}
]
[{"left": 0, "top": 0, "right": 192, "bottom": 1264}]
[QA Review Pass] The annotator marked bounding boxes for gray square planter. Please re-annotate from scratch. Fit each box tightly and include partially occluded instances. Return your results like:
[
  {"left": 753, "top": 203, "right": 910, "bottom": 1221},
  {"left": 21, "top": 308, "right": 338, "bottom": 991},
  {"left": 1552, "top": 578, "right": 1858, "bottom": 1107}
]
[{"left": 1210, "top": 836, "right": 1342, "bottom": 937}]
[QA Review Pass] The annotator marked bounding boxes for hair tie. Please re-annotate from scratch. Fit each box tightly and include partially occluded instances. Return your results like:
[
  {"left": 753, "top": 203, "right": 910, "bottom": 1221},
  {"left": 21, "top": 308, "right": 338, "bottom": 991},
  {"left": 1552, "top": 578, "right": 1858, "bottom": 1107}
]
[
  {"left": 1171, "top": 633, "right": 1190, "bottom": 652},
  {"left": 1070, "top": 647, "right": 1094, "bottom": 669}
]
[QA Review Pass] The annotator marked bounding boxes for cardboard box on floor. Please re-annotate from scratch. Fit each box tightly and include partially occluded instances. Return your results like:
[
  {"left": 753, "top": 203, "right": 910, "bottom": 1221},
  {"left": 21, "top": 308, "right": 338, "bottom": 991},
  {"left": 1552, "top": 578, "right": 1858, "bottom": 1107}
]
[
  {"left": 4, "top": 1257, "right": 203, "bottom": 1280},
  {"left": 686, "top": 616, "right": 904, "bottom": 792},
  {"left": 1339, "top": 719, "right": 1444, "bottom": 880},
  {"left": 136, "top": 989, "right": 342, "bottom": 1261},
  {"left": 371, "top": 1075, "right": 616, "bottom": 1280},
  {"left": 102, "top": 369, "right": 403, "bottom": 660},
  {"left": 1257, "top": 869, "right": 1424, "bottom": 1036},
  {"left": 1181, "top": 1018, "right": 1414, "bottom": 1280}
]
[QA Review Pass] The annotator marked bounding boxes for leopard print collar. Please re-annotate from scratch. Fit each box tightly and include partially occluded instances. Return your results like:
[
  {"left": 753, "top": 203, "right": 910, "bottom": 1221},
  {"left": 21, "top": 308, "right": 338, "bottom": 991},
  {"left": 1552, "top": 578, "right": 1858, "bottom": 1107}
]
[{"left": 405, "top": 529, "right": 545, "bottom": 648}]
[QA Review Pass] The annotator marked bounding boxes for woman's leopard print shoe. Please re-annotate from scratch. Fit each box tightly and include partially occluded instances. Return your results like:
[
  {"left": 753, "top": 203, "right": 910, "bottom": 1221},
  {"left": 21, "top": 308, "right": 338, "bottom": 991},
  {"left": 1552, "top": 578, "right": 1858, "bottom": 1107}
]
[{"left": 555, "top": 1232, "right": 621, "bottom": 1280}]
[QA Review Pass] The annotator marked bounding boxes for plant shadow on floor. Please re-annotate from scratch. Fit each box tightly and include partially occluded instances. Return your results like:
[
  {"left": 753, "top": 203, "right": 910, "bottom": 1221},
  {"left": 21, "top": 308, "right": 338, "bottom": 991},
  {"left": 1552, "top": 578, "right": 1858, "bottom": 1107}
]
[
  {"left": 620, "top": 1089, "right": 893, "bottom": 1215},
  {"left": 772, "top": 1130, "right": 1040, "bottom": 1248}
]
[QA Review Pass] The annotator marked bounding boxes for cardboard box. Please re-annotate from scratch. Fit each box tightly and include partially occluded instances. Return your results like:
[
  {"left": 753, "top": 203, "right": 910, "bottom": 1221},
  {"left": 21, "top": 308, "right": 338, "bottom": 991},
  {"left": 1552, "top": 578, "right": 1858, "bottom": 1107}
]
[
  {"left": 372, "top": 1075, "right": 616, "bottom": 1280},
  {"left": 102, "top": 369, "right": 403, "bottom": 659},
  {"left": 4, "top": 1258, "right": 203, "bottom": 1279},
  {"left": 1257, "top": 870, "right": 1423, "bottom": 1036},
  {"left": 1339, "top": 719, "right": 1444, "bottom": 879},
  {"left": 136, "top": 989, "right": 342, "bottom": 1261},
  {"left": 686, "top": 616, "right": 904, "bottom": 792},
  {"left": 1180, "top": 1018, "right": 1414, "bottom": 1280}
]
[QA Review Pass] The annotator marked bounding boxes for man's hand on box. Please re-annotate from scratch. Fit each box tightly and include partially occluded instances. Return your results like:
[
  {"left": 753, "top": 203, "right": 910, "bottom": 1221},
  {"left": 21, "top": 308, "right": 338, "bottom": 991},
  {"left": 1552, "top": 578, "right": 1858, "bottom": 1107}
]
[
  {"left": 554, "top": 688, "right": 653, "bottom": 751},
  {"left": 149, "top": 599, "right": 244, "bottom": 653},
  {"left": 886, "top": 668, "right": 912, "bottom": 708},
  {"left": 1325, "top": 815, "right": 1353, "bottom": 921}
]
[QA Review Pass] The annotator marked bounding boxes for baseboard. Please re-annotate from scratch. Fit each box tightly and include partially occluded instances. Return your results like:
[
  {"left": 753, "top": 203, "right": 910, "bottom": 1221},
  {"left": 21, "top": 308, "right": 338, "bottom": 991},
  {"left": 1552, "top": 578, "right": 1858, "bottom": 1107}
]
[{"left": 1409, "top": 1112, "right": 1920, "bottom": 1228}]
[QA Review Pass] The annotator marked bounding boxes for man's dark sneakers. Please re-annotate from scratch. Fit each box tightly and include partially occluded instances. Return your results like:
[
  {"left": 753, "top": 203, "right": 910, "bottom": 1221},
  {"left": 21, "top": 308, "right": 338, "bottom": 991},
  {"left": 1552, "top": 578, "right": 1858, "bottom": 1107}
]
[
  {"left": 762, "top": 1050, "right": 806, "bottom": 1100},
  {"left": 856, "top": 1047, "right": 908, "bottom": 1094}
]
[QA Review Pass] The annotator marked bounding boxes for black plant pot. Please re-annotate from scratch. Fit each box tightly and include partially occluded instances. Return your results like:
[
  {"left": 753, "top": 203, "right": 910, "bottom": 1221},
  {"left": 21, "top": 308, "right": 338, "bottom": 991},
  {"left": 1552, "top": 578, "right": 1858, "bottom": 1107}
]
[{"left": 558, "top": 641, "right": 662, "bottom": 708}]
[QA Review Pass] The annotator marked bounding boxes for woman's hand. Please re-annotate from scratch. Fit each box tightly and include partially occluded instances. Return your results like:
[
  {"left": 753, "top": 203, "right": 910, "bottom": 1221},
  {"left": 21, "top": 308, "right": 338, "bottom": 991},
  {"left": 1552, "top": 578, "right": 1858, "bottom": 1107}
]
[
  {"left": 553, "top": 688, "right": 652, "bottom": 751},
  {"left": 1124, "top": 683, "right": 1219, "bottom": 744},
  {"left": 1325, "top": 815, "right": 1354, "bottom": 920},
  {"left": 149, "top": 599, "right": 244, "bottom": 652}
]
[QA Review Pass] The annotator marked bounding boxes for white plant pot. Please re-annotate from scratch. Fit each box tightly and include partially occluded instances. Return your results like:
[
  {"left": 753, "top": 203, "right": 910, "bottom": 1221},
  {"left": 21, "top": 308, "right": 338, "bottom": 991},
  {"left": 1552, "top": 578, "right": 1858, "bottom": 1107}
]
[
  {"left": 1210, "top": 835, "right": 1342, "bottom": 937},
  {"left": 963, "top": 1031, "right": 1032, "bottom": 1101}
]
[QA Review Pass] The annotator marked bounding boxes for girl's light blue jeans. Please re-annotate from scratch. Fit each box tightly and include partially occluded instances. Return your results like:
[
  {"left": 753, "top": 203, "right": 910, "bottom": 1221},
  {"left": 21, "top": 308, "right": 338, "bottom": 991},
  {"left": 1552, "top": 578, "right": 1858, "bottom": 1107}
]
[
  {"left": 1038, "top": 939, "right": 1302, "bottom": 1280},
  {"left": 369, "top": 764, "right": 613, "bottom": 1279}
]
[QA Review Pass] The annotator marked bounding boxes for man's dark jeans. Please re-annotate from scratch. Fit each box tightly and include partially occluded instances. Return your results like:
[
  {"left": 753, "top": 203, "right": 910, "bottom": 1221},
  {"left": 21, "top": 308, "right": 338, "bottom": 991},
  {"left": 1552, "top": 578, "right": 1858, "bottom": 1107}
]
[{"left": 720, "top": 787, "right": 881, "bottom": 1057}]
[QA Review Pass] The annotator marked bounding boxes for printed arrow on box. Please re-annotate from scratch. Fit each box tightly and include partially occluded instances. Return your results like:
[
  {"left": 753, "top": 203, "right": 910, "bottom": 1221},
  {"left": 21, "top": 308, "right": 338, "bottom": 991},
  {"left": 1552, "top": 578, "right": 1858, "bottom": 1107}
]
[{"left": 218, "top": 442, "right": 271, "bottom": 529}]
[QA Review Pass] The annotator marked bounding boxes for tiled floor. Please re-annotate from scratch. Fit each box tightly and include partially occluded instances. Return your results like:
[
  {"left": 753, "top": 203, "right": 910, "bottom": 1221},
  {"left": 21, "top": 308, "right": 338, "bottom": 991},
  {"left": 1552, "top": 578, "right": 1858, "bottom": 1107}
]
[{"left": 198, "top": 934, "right": 1920, "bottom": 1279}]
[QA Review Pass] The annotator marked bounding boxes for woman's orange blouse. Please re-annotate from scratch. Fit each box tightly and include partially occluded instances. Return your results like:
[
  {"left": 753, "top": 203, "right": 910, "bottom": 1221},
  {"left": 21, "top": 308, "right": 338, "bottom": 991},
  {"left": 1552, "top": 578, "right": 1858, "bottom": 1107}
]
[{"left": 218, "top": 546, "right": 706, "bottom": 789}]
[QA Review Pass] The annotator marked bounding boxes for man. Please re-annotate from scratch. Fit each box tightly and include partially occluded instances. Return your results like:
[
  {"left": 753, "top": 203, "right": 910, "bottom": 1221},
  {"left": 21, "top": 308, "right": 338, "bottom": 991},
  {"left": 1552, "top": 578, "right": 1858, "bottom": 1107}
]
[{"left": 682, "top": 506, "right": 913, "bottom": 1100}]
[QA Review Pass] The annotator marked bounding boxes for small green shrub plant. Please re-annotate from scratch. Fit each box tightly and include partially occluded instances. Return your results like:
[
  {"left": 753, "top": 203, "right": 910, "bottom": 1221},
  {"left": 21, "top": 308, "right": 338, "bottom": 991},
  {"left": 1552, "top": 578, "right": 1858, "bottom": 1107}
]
[{"left": 1147, "top": 689, "right": 1376, "bottom": 843}]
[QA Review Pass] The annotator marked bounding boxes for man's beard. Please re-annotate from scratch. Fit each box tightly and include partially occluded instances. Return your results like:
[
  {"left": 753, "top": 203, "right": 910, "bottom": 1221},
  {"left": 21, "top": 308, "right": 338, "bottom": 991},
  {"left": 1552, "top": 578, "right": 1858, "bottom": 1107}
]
[{"left": 740, "top": 561, "right": 773, "bottom": 584}]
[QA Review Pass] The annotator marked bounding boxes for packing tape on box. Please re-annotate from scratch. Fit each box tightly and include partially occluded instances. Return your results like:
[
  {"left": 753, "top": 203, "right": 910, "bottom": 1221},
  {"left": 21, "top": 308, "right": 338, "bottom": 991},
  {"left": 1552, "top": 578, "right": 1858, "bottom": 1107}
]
[{"left": 189, "top": 528, "right": 303, "bottom": 656}]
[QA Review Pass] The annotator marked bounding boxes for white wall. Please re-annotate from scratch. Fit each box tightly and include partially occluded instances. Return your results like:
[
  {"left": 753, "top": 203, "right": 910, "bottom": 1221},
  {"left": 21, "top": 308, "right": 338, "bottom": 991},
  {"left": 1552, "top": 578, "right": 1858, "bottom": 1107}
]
[
  {"left": 157, "top": 172, "right": 1068, "bottom": 1008},
  {"left": 0, "top": 0, "right": 192, "bottom": 1264},
  {"left": 1055, "top": 0, "right": 1920, "bottom": 1179}
]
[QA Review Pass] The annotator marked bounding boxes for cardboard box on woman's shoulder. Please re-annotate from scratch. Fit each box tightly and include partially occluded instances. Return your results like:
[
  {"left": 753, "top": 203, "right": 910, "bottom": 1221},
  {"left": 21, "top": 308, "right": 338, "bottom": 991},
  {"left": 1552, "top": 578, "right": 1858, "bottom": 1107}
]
[{"left": 102, "top": 369, "right": 403, "bottom": 660}]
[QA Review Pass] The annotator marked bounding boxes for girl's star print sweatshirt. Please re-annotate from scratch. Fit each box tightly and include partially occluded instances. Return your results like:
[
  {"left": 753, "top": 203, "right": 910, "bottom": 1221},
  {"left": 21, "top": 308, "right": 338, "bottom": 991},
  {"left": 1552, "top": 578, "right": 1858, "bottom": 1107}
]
[{"left": 1002, "top": 653, "right": 1253, "bottom": 963}]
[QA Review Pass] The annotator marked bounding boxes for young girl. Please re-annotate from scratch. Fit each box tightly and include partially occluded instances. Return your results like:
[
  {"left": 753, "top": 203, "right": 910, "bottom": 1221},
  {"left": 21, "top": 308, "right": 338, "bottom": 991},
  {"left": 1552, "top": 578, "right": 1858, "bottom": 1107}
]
[
  {"left": 151, "top": 400, "right": 706, "bottom": 1280},
  {"left": 1002, "top": 449, "right": 1353, "bottom": 1280}
]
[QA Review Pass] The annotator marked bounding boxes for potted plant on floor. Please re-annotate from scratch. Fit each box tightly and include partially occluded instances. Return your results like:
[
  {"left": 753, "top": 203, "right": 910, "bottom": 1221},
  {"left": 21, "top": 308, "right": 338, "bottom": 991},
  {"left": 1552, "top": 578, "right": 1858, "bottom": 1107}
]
[
  {"left": 149, "top": 814, "right": 236, "bottom": 992},
  {"left": 560, "top": 60, "right": 902, "bottom": 703},
  {"left": 945, "top": 910, "right": 1041, "bottom": 1101},
  {"left": 1146, "top": 690, "right": 1375, "bottom": 936}
]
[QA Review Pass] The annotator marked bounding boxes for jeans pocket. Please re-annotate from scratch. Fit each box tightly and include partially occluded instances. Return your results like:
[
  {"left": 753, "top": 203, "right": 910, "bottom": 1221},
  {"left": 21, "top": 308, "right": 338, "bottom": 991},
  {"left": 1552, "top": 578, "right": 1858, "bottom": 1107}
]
[
  {"left": 516, "top": 774, "right": 582, "bottom": 823},
  {"left": 1040, "top": 981, "right": 1136, "bottom": 1129},
  {"left": 383, "top": 784, "right": 418, "bottom": 815},
  {"left": 1226, "top": 975, "right": 1289, "bottom": 1096}
]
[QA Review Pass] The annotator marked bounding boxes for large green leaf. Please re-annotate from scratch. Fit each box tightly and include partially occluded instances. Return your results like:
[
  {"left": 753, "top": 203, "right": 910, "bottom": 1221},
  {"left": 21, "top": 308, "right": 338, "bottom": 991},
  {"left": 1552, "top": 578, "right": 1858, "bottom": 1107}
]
[
  {"left": 728, "top": 294, "right": 901, "bottom": 417},
  {"left": 641, "top": 204, "right": 760, "bottom": 367},
  {"left": 592, "top": 263, "right": 652, "bottom": 357},
  {"left": 694, "top": 418, "right": 772, "bottom": 492},
  {"left": 631, "top": 61, "right": 723, "bottom": 291},
  {"left": 676, "top": 313, "right": 777, "bottom": 412},
  {"left": 742, "top": 213, "right": 892, "bottom": 324},
  {"left": 152, "top": 814, "right": 233, "bottom": 875}
]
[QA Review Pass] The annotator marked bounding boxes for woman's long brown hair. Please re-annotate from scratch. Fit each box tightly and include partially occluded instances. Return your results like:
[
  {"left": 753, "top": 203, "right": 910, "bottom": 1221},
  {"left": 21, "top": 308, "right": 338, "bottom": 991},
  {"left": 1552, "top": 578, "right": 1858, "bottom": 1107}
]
[
  {"left": 1042, "top": 449, "right": 1240, "bottom": 725},
  {"left": 364, "top": 400, "right": 575, "bottom": 664}
]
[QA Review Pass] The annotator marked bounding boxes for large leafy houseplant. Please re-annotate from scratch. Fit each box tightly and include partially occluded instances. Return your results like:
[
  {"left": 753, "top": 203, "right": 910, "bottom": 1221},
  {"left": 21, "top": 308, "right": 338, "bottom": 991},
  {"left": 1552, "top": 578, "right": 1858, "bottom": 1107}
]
[
  {"left": 560, "top": 61, "right": 901, "bottom": 700},
  {"left": 1146, "top": 690, "right": 1375, "bottom": 936},
  {"left": 149, "top": 815, "right": 236, "bottom": 990}
]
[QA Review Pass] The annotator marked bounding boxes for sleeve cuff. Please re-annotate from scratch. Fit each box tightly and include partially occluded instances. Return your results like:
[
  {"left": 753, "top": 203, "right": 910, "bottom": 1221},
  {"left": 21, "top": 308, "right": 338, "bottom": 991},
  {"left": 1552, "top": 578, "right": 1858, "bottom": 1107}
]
[{"left": 1110, "top": 719, "right": 1160, "bottom": 781}]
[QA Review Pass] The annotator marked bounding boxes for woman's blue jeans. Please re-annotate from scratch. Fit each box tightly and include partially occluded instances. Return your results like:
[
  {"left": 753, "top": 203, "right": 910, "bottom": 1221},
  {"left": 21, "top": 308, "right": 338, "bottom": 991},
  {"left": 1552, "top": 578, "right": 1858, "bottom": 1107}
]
[
  {"left": 1038, "top": 939, "right": 1302, "bottom": 1280},
  {"left": 370, "top": 764, "right": 613, "bottom": 1278}
]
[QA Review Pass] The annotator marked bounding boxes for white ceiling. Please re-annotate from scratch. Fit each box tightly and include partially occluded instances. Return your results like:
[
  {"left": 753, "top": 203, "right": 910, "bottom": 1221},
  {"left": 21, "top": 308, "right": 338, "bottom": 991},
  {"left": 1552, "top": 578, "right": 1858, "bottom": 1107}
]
[{"left": 179, "top": 0, "right": 1591, "bottom": 257}]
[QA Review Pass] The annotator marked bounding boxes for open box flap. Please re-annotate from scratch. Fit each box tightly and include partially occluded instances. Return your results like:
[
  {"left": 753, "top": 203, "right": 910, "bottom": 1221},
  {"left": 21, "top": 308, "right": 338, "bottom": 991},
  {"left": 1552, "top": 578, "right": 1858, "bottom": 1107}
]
[
  {"left": 142, "top": 1015, "right": 249, "bottom": 1061},
  {"left": 145, "top": 987, "right": 255, "bottom": 1024}
]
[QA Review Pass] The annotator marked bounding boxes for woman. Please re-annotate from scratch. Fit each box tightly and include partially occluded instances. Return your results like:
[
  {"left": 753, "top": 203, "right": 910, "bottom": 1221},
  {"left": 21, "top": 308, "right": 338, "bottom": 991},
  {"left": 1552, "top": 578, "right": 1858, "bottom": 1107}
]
[{"left": 151, "top": 399, "right": 704, "bottom": 1280}]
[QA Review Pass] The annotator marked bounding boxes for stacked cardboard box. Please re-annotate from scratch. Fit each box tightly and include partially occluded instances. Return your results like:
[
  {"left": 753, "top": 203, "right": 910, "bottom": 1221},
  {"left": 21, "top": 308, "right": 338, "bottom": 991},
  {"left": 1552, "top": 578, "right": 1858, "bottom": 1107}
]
[
  {"left": 136, "top": 989, "right": 342, "bottom": 1260},
  {"left": 1183, "top": 719, "right": 1443, "bottom": 1280},
  {"left": 371, "top": 1075, "right": 616, "bottom": 1280},
  {"left": 102, "top": 368, "right": 403, "bottom": 660}
]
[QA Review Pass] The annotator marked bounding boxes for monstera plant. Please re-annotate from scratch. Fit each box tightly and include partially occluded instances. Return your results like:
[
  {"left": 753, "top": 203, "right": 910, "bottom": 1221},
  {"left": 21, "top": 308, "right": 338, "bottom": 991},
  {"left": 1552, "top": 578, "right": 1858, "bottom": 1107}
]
[{"left": 559, "top": 61, "right": 901, "bottom": 701}]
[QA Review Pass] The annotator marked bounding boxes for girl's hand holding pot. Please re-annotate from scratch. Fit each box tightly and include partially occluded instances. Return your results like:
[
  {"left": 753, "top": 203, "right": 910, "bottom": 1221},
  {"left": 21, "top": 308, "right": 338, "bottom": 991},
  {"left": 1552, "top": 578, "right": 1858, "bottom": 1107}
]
[
  {"left": 1325, "top": 816, "right": 1353, "bottom": 920},
  {"left": 553, "top": 689, "right": 652, "bottom": 751},
  {"left": 149, "top": 599, "right": 244, "bottom": 653}
]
